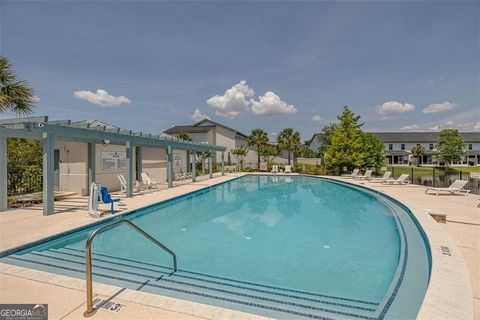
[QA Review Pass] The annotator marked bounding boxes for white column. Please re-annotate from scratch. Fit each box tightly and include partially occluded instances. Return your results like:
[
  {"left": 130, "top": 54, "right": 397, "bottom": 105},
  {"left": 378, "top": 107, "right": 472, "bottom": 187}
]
[
  {"left": 191, "top": 151, "right": 196, "bottom": 182},
  {"left": 126, "top": 140, "right": 134, "bottom": 197},
  {"left": 0, "top": 128, "right": 7, "bottom": 211},
  {"left": 209, "top": 151, "right": 213, "bottom": 179},
  {"left": 42, "top": 133, "right": 54, "bottom": 215},
  {"left": 87, "top": 142, "right": 95, "bottom": 193},
  {"left": 136, "top": 145, "right": 143, "bottom": 181},
  {"left": 221, "top": 152, "right": 225, "bottom": 176},
  {"left": 167, "top": 145, "right": 173, "bottom": 188}
]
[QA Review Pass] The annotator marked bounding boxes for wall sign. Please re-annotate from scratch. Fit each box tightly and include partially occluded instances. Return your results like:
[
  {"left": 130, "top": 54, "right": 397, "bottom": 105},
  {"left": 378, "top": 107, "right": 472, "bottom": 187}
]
[
  {"left": 173, "top": 153, "right": 182, "bottom": 168},
  {"left": 101, "top": 151, "right": 127, "bottom": 172}
]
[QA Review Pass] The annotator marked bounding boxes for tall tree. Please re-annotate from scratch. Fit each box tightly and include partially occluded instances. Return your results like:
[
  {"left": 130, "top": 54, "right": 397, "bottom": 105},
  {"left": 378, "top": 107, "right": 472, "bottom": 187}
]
[
  {"left": 436, "top": 129, "right": 464, "bottom": 168},
  {"left": 247, "top": 128, "right": 269, "bottom": 169},
  {"left": 316, "top": 123, "right": 337, "bottom": 160},
  {"left": 323, "top": 106, "right": 365, "bottom": 174},
  {"left": 411, "top": 144, "right": 426, "bottom": 166},
  {"left": 361, "top": 132, "right": 385, "bottom": 171},
  {"left": 259, "top": 145, "right": 278, "bottom": 167},
  {"left": 232, "top": 145, "right": 249, "bottom": 171},
  {"left": 0, "top": 57, "right": 35, "bottom": 115},
  {"left": 277, "top": 128, "right": 301, "bottom": 165}
]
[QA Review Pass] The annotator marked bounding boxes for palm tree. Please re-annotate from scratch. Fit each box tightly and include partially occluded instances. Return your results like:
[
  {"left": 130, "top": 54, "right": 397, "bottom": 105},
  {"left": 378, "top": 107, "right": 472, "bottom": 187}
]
[
  {"left": 247, "top": 128, "right": 269, "bottom": 169},
  {"left": 277, "top": 128, "right": 301, "bottom": 165},
  {"left": 177, "top": 132, "right": 192, "bottom": 141},
  {"left": 0, "top": 57, "right": 35, "bottom": 115},
  {"left": 411, "top": 144, "right": 426, "bottom": 166}
]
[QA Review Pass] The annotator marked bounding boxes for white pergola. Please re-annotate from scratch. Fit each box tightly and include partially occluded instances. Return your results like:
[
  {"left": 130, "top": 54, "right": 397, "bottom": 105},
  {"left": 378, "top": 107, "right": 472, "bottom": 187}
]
[{"left": 0, "top": 116, "right": 227, "bottom": 215}]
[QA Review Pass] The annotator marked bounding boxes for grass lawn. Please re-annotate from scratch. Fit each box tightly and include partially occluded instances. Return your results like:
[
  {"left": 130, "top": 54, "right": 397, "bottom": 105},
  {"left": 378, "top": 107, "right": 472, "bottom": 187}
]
[{"left": 383, "top": 165, "right": 480, "bottom": 177}]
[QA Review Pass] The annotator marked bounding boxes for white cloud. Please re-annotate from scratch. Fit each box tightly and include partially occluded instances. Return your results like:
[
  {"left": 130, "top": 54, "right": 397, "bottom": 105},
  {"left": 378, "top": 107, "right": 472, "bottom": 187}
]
[
  {"left": 190, "top": 108, "right": 210, "bottom": 122},
  {"left": 250, "top": 91, "right": 297, "bottom": 116},
  {"left": 422, "top": 101, "right": 457, "bottom": 114},
  {"left": 207, "top": 80, "right": 297, "bottom": 118},
  {"left": 474, "top": 123, "right": 480, "bottom": 130},
  {"left": 375, "top": 101, "right": 415, "bottom": 115},
  {"left": 73, "top": 89, "right": 131, "bottom": 107},
  {"left": 312, "top": 115, "right": 323, "bottom": 122},
  {"left": 206, "top": 80, "right": 254, "bottom": 118},
  {"left": 32, "top": 95, "right": 40, "bottom": 102},
  {"left": 400, "top": 124, "right": 420, "bottom": 131}
]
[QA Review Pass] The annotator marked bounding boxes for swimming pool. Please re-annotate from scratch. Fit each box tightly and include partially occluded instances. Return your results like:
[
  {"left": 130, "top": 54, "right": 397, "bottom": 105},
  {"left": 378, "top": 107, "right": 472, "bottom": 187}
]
[{"left": 0, "top": 175, "right": 431, "bottom": 319}]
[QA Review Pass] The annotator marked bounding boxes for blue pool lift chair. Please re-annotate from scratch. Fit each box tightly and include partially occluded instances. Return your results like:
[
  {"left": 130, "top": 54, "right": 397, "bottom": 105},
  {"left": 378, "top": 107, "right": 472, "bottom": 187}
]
[{"left": 88, "top": 183, "right": 125, "bottom": 217}]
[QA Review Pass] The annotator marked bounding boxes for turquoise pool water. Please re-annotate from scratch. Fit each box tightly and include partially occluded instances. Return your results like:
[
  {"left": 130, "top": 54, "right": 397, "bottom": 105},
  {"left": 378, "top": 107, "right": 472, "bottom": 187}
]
[{"left": 0, "top": 175, "right": 430, "bottom": 319}]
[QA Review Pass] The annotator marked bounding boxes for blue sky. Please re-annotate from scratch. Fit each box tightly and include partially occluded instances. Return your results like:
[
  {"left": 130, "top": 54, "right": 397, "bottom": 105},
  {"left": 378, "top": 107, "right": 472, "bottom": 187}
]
[{"left": 1, "top": 1, "right": 479, "bottom": 141}]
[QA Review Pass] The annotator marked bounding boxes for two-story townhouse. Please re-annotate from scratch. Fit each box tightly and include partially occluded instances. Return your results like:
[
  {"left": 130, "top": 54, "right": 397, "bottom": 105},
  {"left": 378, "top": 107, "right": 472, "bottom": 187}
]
[
  {"left": 307, "top": 131, "right": 480, "bottom": 166},
  {"left": 163, "top": 118, "right": 258, "bottom": 166}
]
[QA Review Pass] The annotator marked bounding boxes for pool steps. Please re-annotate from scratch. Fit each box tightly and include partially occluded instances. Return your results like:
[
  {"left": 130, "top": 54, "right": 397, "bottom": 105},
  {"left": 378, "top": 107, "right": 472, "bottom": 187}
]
[{"left": 2, "top": 247, "right": 380, "bottom": 320}]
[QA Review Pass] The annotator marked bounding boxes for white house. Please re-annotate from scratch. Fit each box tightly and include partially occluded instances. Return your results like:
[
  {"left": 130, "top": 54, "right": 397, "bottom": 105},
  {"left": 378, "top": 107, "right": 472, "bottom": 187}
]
[
  {"left": 308, "top": 131, "right": 480, "bottom": 166},
  {"left": 164, "top": 118, "right": 258, "bottom": 166}
]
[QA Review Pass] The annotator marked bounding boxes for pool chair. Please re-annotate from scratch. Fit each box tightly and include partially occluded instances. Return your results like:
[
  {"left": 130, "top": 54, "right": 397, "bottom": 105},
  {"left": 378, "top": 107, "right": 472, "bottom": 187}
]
[
  {"left": 370, "top": 171, "right": 392, "bottom": 183},
  {"left": 117, "top": 174, "right": 145, "bottom": 193},
  {"left": 425, "top": 180, "right": 470, "bottom": 196},
  {"left": 342, "top": 169, "right": 360, "bottom": 179},
  {"left": 141, "top": 172, "right": 159, "bottom": 189},
  {"left": 284, "top": 165, "right": 292, "bottom": 174},
  {"left": 271, "top": 165, "right": 279, "bottom": 174},
  {"left": 354, "top": 170, "right": 372, "bottom": 180},
  {"left": 382, "top": 174, "right": 410, "bottom": 185},
  {"left": 88, "top": 183, "right": 125, "bottom": 217}
]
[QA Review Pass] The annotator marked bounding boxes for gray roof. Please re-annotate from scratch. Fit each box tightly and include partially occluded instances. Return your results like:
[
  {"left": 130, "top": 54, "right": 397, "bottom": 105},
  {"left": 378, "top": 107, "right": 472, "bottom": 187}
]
[
  {"left": 307, "top": 131, "right": 480, "bottom": 145},
  {"left": 163, "top": 125, "right": 215, "bottom": 134},
  {"left": 163, "top": 118, "right": 248, "bottom": 138},
  {"left": 371, "top": 132, "right": 480, "bottom": 142}
]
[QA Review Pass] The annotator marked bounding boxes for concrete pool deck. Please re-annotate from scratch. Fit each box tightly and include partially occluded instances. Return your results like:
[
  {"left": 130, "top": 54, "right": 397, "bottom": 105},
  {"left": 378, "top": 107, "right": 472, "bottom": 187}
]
[{"left": 0, "top": 173, "right": 478, "bottom": 319}]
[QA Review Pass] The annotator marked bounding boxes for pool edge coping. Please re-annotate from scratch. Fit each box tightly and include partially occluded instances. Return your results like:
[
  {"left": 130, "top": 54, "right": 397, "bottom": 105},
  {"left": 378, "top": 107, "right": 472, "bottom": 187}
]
[
  {"left": 0, "top": 173, "right": 475, "bottom": 320},
  {"left": 315, "top": 175, "right": 474, "bottom": 320}
]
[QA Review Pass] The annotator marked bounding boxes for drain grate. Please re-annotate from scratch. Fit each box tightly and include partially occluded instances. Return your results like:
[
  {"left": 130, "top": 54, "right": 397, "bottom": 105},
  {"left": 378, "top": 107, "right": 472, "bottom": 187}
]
[
  {"left": 440, "top": 246, "right": 451, "bottom": 256},
  {"left": 92, "top": 298, "right": 126, "bottom": 313}
]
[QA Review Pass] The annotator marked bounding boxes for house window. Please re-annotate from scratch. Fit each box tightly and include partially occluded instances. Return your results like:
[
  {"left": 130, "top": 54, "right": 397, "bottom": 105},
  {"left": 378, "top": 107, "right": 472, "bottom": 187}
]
[
  {"left": 468, "top": 144, "right": 473, "bottom": 150},
  {"left": 388, "top": 144, "right": 393, "bottom": 150},
  {"left": 429, "top": 144, "right": 434, "bottom": 150},
  {"left": 401, "top": 144, "right": 405, "bottom": 150}
]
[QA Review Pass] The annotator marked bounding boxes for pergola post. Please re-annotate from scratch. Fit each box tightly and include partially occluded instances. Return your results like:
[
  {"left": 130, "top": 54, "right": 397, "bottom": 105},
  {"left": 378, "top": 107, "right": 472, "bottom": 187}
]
[
  {"left": 167, "top": 145, "right": 173, "bottom": 188},
  {"left": 136, "top": 145, "right": 142, "bottom": 181},
  {"left": 126, "top": 140, "right": 134, "bottom": 197},
  {"left": 0, "top": 128, "right": 7, "bottom": 212},
  {"left": 192, "top": 151, "right": 196, "bottom": 182},
  {"left": 209, "top": 151, "right": 213, "bottom": 179},
  {"left": 221, "top": 152, "right": 225, "bottom": 176},
  {"left": 87, "top": 142, "right": 96, "bottom": 193},
  {"left": 42, "top": 133, "right": 54, "bottom": 215}
]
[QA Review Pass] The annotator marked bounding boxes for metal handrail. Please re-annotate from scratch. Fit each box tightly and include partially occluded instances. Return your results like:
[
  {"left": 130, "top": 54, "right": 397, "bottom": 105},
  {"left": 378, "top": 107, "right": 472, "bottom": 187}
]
[{"left": 83, "top": 219, "right": 177, "bottom": 317}]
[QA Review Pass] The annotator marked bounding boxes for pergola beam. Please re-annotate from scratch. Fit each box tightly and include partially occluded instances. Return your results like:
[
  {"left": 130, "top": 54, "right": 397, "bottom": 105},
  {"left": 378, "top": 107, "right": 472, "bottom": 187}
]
[
  {"left": 126, "top": 140, "right": 134, "bottom": 197},
  {"left": 42, "top": 133, "right": 55, "bottom": 215},
  {"left": 87, "top": 142, "right": 96, "bottom": 193},
  {"left": 0, "top": 128, "right": 7, "bottom": 211},
  {"left": 167, "top": 145, "right": 173, "bottom": 188}
]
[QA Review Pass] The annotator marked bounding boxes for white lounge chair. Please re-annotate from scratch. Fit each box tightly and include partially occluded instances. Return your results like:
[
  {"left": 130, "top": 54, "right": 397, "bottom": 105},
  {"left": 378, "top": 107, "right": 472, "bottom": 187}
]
[
  {"left": 271, "top": 165, "right": 279, "bottom": 174},
  {"left": 382, "top": 174, "right": 410, "bottom": 185},
  {"left": 117, "top": 174, "right": 145, "bottom": 193},
  {"left": 370, "top": 171, "right": 391, "bottom": 183},
  {"left": 354, "top": 170, "right": 372, "bottom": 180},
  {"left": 425, "top": 180, "right": 470, "bottom": 196},
  {"left": 284, "top": 165, "right": 292, "bottom": 174},
  {"left": 141, "top": 172, "right": 159, "bottom": 189},
  {"left": 342, "top": 169, "right": 360, "bottom": 179}
]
